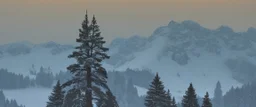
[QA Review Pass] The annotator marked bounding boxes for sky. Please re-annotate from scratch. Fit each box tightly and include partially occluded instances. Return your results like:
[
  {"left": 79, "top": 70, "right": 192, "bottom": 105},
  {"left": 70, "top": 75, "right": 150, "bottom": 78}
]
[{"left": 0, "top": 0, "right": 256, "bottom": 44}]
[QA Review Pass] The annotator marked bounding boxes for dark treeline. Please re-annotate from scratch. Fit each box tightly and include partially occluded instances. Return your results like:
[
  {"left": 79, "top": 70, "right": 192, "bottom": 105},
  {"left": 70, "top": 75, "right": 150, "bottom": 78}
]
[
  {"left": 0, "top": 67, "right": 56, "bottom": 89},
  {"left": 144, "top": 73, "right": 213, "bottom": 107},
  {"left": 55, "top": 68, "right": 154, "bottom": 89},
  {"left": 223, "top": 81, "right": 256, "bottom": 107},
  {"left": 119, "top": 68, "right": 154, "bottom": 88},
  {"left": 0, "top": 90, "right": 25, "bottom": 107},
  {"left": 35, "top": 67, "right": 54, "bottom": 88},
  {"left": 0, "top": 69, "right": 34, "bottom": 89}
]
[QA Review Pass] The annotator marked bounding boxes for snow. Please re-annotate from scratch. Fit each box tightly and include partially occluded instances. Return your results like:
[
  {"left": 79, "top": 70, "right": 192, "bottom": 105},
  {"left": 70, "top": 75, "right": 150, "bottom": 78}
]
[
  {"left": 115, "top": 36, "right": 242, "bottom": 102},
  {"left": 117, "top": 36, "right": 167, "bottom": 70},
  {"left": 3, "top": 88, "right": 52, "bottom": 107},
  {"left": 134, "top": 85, "right": 147, "bottom": 97},
  {"left": 0, "top": 47, "right": 75, "bottom": 76}
]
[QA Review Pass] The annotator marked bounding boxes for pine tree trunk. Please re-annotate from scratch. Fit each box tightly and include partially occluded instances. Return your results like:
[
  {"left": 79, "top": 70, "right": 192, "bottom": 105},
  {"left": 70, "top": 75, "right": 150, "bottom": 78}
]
[{"left": 86, "top": 66, "right": 93, "bottom": 107}]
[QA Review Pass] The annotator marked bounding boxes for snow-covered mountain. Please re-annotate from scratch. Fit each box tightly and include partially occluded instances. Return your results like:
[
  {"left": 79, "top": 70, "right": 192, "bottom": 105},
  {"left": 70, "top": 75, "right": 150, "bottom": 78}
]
[
  {"left": 1, "top": 20, "right": 256, "bottom": 102},
  {"left": 0, "top": 41, "right": 74, "bottom": 76},
  {"left": 106, "top": 20, "right": 256, "bottom": 99}
]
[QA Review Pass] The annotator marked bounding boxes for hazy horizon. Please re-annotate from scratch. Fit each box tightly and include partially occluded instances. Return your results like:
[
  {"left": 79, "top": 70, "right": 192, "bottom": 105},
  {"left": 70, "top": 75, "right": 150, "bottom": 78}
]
[
  {"left": 1, "top": 1, "right": 256, "bottom": 107},
  {"left": 0, "top": 0, "right": 256, "bottom": 45}
]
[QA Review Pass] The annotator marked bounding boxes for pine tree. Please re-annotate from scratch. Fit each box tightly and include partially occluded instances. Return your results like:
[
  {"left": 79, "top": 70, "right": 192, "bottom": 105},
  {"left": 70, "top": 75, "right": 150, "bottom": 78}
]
[
  {"left": 94, "top": 88, "right": 118, "bottom": 107},
  {"left": 62, "top": 11, "right": 117, "bottom": 107},
  {"left": 0, "top": 90, "right": 5, "bottom": 106},
  {"left": 202, "top": 92, "right": 212, "bottom": 107},
  {"left": 172, "top": 97, "right": 177, "bottom": 107},
  {"left": 165, "top": 89, "right": 172, "bottom": 107},
  {"left": 213, "top": 81, "right": 223, "bottom": 107},
  {"left": 144, "top": 73, "right": 167, "bottom": 107},
  {"left": 46, "top": 80, "right": 65, "bottom": 107},
  {"left": 182, "top": 83, "right": 199, "bottom": 107},
  {"left": 62, "top": 89, "right": 81, "bottom": 107},
  {"left": 104, "top": 91, "right": 119, "bottom": 107}
]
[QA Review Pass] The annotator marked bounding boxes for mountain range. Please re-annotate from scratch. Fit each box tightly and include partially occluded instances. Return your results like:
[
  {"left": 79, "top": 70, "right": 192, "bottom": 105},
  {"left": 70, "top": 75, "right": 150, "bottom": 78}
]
[{"left": 1, "top": 20, "right": 256, "bottom": 100}]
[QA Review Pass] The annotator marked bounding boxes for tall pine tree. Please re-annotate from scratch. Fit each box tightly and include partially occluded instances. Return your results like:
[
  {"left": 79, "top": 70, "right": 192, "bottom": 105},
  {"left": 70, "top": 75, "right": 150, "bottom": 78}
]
[
  {"left": 104, "top": 90, "right": 119, "bottom": 107},
  {"left": 0, "top": 90, "right": 5, "bottom": 106},
  {"left": 46, "top": 80, "right": 64, "bottom": 107},
  {"left": 182, "top": 83, "right": 199, "bottom": 107},
  {"left": 144, "top": 73, "right": 166, "bottom": 107},
  {"left": 62, "top": 11, "right": 117, "bottom": 107},
  {"left": 213, "top": 81, "right": 223, "bottom": 107},
  {"left": 202, "top": 92, "right": 212, "bottom": 107},
  {"left": 94, "top": 87, "right": 119, "bottom": 107},
  {"left": 62, "top": 88, "right": 82, "bottom": 107},
  {"left": 172, "top": 97, "right": 177, "bottom": 107},
  {"left": 165, "top": 89, "right": 172, "bottom": 107}
]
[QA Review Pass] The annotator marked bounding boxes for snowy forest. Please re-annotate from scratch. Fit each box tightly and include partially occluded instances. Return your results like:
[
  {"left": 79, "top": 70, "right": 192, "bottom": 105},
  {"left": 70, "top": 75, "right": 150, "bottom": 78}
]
[{"left": 1, "top": 6, "right": 256, "bottom": 107}]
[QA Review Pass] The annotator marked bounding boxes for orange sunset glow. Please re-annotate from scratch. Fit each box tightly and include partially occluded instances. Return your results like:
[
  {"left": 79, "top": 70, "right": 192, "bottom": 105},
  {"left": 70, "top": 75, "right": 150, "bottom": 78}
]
[{"left": 0, "top": 0, "right": 256, "bottom": 44}]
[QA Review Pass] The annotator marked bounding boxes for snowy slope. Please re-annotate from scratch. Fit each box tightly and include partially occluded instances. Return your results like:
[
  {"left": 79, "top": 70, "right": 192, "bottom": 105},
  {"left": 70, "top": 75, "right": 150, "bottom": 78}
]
[
  {"left": 117, "top": 35, "right": 242, "bottom": 101},
  {"left": 134, "top": 85, "right": 147, "bottom": 97},
  {"left": 3, "top": 88, "right": 52, "bottom": 107},
  {"left": 0, "top": 42, "right": 75, "bottom": 76},
  {"left": 107, "top": 20, "right": 256, "bottom": 100}
]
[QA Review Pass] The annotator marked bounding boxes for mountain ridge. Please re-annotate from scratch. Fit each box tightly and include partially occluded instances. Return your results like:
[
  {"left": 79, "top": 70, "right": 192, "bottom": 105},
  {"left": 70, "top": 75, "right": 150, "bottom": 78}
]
[{"left": 1, "top": 20, "right": 255, "bottom": 100}]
